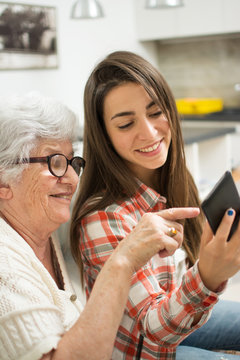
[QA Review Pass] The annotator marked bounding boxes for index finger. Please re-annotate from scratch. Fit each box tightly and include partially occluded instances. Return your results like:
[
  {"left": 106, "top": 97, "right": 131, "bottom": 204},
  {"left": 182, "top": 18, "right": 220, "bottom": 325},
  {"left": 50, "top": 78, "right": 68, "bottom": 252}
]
[{"left": 157, "top": 207, "right": 200, "bottom": 221}]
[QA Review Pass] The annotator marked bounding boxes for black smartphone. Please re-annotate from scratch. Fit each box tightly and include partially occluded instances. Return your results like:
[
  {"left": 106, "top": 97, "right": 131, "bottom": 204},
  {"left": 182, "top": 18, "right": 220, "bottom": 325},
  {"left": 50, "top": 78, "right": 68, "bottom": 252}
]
[{"left": 201, "top": 171, "right": 240, "bottom": 241}]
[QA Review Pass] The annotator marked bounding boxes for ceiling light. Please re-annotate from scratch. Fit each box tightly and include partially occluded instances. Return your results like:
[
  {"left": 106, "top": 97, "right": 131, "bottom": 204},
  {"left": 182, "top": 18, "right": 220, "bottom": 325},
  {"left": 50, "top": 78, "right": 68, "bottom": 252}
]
[
  {"left": 146, "top": 0, "right": 184, "bottom": 9},
  {"left": 71, "top": 0, "right": 104, "bottom": 19}
]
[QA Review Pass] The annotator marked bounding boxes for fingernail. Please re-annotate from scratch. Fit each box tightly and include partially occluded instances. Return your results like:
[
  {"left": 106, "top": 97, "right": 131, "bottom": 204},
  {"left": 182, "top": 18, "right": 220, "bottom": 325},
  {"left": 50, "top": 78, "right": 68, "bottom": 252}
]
[{"left": 227, "top": 209, "right": 234, "bottom": 216}]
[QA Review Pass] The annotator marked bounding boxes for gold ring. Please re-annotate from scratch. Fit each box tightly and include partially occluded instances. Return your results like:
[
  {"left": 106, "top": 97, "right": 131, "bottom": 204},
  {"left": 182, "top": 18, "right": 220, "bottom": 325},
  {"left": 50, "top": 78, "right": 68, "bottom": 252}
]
[{"left": 167, "top": 227, "right": 177, "bottom": 237}]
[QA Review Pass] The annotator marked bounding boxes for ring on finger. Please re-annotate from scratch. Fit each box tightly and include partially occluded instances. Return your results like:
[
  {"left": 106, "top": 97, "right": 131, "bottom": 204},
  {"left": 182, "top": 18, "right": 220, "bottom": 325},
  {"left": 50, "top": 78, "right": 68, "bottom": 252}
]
[{"left": 167, "top": 227, "right": 177, "bottom": 237}]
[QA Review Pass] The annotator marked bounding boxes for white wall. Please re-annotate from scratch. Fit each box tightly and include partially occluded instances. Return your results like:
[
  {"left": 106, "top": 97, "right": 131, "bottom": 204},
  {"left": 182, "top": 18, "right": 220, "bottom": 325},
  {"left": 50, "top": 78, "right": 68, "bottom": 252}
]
[{"left": 0, "top": 0, "right": 158, "bottom": 125}]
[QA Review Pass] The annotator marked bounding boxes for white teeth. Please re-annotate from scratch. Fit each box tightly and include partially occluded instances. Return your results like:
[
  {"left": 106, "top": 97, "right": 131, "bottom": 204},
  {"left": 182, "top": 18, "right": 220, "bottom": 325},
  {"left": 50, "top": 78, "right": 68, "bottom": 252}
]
[
  {"left": 51, "top": 195, "right": 70, "bottom": 199},
  {"left": 139, "top": 142, "right": 160, "bottom": 153}
]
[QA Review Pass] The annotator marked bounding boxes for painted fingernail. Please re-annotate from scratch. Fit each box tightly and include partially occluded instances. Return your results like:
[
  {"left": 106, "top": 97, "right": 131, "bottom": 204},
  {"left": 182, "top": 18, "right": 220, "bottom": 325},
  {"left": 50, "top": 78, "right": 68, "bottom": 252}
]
[{"left": 227, "top": 209, "right": 234, "bottom": 216}]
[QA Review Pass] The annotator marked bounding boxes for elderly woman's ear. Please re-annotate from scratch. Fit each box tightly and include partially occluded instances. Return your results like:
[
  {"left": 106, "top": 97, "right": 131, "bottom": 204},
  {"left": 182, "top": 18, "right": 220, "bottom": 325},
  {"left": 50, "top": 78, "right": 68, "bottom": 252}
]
[{"left": 0, "top": 184, "right": 12, "bottom": 199}]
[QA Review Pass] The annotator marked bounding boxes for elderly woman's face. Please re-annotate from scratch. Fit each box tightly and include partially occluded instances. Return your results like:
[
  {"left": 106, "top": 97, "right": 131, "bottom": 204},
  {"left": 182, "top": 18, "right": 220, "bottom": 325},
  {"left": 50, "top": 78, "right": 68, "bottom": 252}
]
[{"left": 9, "top": 139, "right": 79, "bottom": 234}]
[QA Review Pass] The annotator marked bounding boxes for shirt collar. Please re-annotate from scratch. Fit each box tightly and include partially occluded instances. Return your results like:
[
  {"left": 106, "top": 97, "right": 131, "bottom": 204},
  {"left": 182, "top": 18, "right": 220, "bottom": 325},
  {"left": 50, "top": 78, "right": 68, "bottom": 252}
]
[{"left": 133, "top": 179, "right": 167, "bottom": 212}]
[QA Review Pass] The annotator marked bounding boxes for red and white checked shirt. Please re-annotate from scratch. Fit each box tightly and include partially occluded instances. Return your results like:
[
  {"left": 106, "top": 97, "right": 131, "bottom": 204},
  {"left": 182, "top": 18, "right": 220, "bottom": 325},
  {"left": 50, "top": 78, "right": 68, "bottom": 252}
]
[{"left": 79, "top": 182, "right": 220, "bottom": 359}]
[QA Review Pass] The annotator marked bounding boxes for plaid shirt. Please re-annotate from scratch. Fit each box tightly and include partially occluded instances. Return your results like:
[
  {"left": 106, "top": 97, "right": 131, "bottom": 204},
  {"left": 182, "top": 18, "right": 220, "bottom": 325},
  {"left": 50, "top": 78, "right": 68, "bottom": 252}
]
[{"left": 79, "top": 182, "right": 220, "bottom": 359}]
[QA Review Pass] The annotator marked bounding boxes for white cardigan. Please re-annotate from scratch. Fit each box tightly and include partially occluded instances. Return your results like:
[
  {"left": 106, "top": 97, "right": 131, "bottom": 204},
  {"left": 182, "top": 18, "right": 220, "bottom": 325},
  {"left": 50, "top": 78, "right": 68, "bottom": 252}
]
[{"left": 0, "top": 218, "right": 83, "bottom": 360}]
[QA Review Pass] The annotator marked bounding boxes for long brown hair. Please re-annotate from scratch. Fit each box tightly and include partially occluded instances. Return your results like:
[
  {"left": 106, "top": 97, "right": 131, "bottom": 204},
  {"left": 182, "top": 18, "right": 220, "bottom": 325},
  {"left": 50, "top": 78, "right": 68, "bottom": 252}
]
[{"left": 70, "top": 51, "right": 204, "bottom": 280}]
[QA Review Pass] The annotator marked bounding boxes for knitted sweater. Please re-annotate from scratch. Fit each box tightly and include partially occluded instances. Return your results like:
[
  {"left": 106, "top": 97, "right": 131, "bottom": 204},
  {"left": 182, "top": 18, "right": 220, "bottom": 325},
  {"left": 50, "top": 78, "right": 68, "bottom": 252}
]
[{"left": 0, "top": 218, "right": 82, "bottom": 360}]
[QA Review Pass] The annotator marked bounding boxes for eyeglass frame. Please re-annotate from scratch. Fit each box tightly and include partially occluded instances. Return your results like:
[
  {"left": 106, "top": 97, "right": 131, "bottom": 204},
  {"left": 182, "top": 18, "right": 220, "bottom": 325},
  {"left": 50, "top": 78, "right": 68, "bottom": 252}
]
[{"left": 15, "top": 153, "right": 86, "bottom": 178}]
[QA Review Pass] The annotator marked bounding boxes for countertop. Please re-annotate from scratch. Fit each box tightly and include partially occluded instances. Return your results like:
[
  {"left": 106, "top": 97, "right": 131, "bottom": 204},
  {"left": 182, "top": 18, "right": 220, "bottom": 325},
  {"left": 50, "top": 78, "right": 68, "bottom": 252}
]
[
  {"left": 182, "top": 126, "right": 236, "bottom": 145},
  {"left": 181, "top": 108, "right": 240, "bottom": 122}
]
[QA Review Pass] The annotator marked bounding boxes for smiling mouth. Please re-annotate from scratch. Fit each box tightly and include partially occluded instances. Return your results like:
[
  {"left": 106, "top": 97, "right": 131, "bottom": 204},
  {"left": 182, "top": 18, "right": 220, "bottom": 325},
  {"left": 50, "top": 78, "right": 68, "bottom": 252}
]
[
  {"left": 138, "top": 141, "right": 160, "bottom": 153},
  {"left": 50, "top": 194, "right": 71, "bottom": 200}
]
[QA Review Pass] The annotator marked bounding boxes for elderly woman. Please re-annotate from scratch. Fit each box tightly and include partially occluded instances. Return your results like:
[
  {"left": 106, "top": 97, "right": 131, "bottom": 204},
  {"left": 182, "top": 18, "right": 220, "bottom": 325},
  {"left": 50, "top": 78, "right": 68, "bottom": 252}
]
[{"left": 0, "top": 93, "right": 199, "bottom": 360}]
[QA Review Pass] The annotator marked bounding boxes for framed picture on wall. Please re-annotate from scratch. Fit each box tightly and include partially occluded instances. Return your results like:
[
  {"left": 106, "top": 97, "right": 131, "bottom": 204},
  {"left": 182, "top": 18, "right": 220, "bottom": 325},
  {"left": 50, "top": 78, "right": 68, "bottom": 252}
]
[{"left": 0, "top": 2, "right": 57, "bottom": 70}]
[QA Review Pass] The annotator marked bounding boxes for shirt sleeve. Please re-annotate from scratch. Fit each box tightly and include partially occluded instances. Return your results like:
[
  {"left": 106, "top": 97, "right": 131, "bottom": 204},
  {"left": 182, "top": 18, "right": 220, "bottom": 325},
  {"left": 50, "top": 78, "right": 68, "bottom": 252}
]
[{"left": 80, "top": 209, "right": 220, "bottom": 347}]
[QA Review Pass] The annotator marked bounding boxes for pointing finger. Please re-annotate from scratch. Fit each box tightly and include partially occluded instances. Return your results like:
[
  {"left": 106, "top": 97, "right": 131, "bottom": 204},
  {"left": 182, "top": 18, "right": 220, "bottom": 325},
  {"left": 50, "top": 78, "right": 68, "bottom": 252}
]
[{"left": 157, "top": 207, "right": 200, "bottom": 221}]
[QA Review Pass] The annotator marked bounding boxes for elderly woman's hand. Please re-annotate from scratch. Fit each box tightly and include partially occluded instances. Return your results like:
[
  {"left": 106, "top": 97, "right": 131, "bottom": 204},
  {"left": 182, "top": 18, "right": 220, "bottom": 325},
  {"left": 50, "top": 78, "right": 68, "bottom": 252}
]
[{"left": 112, "top": 207, "right": 200, "bottom": 274}]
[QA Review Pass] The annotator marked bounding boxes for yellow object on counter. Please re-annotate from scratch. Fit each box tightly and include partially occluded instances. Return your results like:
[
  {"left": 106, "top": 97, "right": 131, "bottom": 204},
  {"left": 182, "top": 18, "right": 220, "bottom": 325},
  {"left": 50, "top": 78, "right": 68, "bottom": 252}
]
[{"left": 176, "top": 98, "right": 223, "bottom": 115}]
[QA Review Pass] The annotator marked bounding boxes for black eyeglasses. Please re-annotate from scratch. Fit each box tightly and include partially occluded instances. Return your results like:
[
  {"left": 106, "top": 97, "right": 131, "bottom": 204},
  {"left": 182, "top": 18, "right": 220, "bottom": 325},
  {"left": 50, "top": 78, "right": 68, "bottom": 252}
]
[{"left": 15, "top": 153, "right": 85, "bottom": 178}]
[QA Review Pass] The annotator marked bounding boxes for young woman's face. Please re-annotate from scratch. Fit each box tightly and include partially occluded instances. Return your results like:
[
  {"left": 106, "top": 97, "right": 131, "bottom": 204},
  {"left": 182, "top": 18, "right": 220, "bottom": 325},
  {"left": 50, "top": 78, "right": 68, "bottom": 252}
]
[{"left": 103, "top": 82, "right": 171, "bottom": 185}]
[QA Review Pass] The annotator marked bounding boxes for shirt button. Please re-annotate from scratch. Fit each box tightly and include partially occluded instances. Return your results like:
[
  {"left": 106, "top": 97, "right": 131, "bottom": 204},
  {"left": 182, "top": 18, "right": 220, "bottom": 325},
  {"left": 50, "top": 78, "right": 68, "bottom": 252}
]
[{"left": 70, "top": 294, "right": 77, "bottom": 302}]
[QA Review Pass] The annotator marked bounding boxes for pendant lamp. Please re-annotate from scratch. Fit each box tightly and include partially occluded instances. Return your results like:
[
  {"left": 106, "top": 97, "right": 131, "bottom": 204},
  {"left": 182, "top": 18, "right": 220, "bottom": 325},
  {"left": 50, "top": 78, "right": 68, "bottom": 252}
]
[
  {"left": 146, "top": 0, "right": 184, "bottom": 9},
  {"left": 71, "top": 0, "right": 104, "bottom": 19}
]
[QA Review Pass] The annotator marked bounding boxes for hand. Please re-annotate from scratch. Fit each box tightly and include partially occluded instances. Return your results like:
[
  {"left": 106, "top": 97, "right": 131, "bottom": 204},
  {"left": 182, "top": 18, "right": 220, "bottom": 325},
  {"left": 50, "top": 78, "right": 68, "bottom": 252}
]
[
  {"left": 198, "top": 209, "right": 240, "bottom": 292},
  {"left": 114, "top": 207, "right": 200, "bottom": 273}
]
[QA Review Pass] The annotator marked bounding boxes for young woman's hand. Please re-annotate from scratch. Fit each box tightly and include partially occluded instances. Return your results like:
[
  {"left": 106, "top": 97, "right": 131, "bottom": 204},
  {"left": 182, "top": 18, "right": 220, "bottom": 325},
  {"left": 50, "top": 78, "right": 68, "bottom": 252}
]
[
  {"left": 114, "top": 207, "right": 200, "bottom": 274},
  {"left": 198, "top": 209, "right": 240, "bottom": 292}
]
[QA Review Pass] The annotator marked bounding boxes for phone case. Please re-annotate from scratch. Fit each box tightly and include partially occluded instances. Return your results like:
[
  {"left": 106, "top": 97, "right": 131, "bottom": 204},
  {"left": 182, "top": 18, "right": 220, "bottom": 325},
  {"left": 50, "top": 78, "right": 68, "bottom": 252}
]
[{"left": 201, "top": 171, "right": 240, "bottom": 241}]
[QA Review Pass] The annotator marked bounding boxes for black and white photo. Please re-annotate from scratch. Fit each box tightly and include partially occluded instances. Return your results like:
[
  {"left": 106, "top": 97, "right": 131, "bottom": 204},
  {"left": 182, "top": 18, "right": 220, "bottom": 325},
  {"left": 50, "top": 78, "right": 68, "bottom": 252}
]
[{"left": 0, "top": 2, "right": 57, "bottom": 69}]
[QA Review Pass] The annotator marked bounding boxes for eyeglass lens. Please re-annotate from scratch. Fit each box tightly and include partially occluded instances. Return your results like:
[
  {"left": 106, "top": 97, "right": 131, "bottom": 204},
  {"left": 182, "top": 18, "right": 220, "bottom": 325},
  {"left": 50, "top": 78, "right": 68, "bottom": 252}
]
[
  {"left": 50, "top": 154, "right": 84, "bottom": 177},
  {"left": 50, "top": 154, "right": 66, "bottom": 177},
  {"left": 71, "top": 157, "right": 83, "bottom": 176}
]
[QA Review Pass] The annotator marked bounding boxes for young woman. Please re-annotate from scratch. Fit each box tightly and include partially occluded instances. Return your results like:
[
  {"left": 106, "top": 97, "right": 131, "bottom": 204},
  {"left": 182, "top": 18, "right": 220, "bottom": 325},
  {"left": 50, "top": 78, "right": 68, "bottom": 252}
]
[{"left": 70, "top": 51, "right": 240, "bottom": 359}]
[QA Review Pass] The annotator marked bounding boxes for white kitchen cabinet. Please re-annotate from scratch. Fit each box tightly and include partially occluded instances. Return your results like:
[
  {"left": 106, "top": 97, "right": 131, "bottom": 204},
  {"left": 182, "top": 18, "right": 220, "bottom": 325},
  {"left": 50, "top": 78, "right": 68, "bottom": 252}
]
[
  {"left": 230, "top": 132, "right": 240, "bottom": 169},
  {"left": 135, "top": 0, "right": 177, "bottom": 40},
  {"left": 135, "top": 0, "right": 240, "bottom": 41},
  {"left": 182, "top": 121, "right": 240, "bottom": 199},
  {"left": 176, "top": 0, "right": 222, "bottom": 37},
  {"left": 222, "top": 0, "right": 240, "bottom": 33},
  {"left": 185, "top": 134, "right": 232, "bottom": 198}
]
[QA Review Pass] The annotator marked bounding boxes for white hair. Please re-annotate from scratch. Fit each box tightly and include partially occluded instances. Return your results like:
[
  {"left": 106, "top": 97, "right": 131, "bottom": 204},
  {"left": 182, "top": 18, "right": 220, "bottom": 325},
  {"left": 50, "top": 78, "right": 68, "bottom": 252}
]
[{"left": 0, "top": 92, "right": 79, "bottom": 184}]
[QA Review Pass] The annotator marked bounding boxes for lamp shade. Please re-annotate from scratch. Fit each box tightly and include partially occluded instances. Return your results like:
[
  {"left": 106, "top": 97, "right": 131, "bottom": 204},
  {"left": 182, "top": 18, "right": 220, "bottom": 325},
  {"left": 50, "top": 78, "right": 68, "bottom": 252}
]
[
  {"left": 71, "top": 0, "right": 104, "bottom": 19},
  {"left": 146, "top": 0, "right": 184, "bottom": 8}
]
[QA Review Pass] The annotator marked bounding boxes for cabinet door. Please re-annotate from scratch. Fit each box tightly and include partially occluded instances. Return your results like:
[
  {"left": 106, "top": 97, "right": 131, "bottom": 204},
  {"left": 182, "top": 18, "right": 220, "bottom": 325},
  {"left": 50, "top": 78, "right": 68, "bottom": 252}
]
[
  {"left": 222, "top": 0, "right": 240, "bottom": 33},
  {"left": 135, "top": 0, "right": 177, "bottom": 40},
  {"left": 177, "top": 0, "right": 223, "bottom": 37},
  {"left": 135, "top": 0, "right": 240, "bottom": 41}
]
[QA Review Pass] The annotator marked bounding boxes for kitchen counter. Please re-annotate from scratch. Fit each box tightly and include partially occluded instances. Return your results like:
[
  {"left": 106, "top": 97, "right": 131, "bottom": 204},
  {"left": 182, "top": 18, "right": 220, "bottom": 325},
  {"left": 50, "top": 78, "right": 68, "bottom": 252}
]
[
  {"left": 181, "top": 108, "right": 240, "bottom": 122},
  {"left": 182, "top": 126, "right": 236, "bottom": 145}
]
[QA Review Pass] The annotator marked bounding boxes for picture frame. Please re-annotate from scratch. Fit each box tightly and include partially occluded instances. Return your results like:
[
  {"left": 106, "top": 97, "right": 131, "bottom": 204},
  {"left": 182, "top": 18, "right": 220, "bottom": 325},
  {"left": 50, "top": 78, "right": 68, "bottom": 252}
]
[{"left": 0, "top": 2, "right": 58, "bottom": 70}]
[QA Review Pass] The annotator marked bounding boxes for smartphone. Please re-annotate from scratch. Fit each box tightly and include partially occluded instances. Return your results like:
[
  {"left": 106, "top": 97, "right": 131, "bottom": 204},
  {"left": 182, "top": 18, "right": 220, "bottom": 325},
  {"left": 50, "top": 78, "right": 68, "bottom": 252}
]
[{"left": 201, "top": 171, "right": 240, "bottom": 241}]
